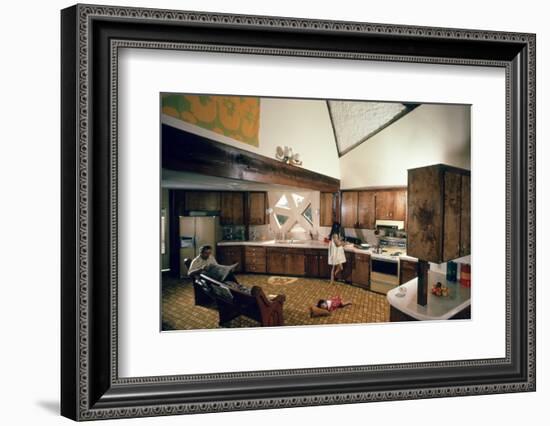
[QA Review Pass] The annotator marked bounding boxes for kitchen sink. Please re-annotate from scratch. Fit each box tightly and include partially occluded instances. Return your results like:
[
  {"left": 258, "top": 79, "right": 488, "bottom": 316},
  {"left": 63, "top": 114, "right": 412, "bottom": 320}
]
[
  {"left": 275, "top": 239, "right": 306, "bottom": 244},
  {"left": 256, "top": 239, "right": 310, "bottom": 245}
]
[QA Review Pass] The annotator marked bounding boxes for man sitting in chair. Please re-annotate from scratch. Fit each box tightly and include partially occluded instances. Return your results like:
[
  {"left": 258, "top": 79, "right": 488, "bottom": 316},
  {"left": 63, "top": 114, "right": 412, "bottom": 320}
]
[
  {"left": 188, "top": 245, "right": 219, "bottom": 277},
  {"left": 188, "top": 245, "right": 249, "bottom": 295}
]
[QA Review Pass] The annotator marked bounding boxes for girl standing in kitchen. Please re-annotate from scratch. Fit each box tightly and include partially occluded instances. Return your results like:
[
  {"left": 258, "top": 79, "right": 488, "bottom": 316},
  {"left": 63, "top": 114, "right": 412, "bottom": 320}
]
[{"left": 328, "top": 222, "right": 346, "bottom": 284}]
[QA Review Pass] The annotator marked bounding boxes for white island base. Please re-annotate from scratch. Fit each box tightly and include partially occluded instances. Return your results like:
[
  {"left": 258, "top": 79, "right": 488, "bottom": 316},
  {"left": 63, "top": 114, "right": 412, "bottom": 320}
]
[{"left": 387, "top": 271, "right": 471, "bottom": 321}]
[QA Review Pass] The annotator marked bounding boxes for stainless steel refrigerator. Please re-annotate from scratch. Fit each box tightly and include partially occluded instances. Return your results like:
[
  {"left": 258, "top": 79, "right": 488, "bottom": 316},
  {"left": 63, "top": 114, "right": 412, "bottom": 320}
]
[{"left": 179, "top": 216, "right": 221, "bottom": 277}]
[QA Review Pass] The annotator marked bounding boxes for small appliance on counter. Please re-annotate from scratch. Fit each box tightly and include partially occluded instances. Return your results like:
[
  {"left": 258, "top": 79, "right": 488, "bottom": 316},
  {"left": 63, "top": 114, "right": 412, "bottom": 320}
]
[
  {"left": 345, "top": 236, "right": 362, "bottom": 245},
  {"left": 460, "top": 263, "right": 471, "bottom": 287},
  {"left": 446, "top": 261, "right": 458, "bottom": 281}
]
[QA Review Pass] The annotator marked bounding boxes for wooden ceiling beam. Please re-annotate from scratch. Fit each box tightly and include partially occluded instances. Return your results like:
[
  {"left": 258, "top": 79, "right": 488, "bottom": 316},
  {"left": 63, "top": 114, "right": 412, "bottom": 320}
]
[{"left": 162, "top": 124, "right": 340, "bottom": 193}]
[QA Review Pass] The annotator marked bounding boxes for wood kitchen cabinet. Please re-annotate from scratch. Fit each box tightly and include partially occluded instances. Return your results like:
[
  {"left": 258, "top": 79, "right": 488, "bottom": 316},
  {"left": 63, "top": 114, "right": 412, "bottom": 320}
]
[
  {"left": 352, "top": 252, "right": 370, "bottom": 289},
  {"left": 247, "top": 192, "right": 268, "bottom": 225},
  {"left": 340, "top": 189, "right": 405, "bottom": 229},
  {"left": 184, "top": 191, "right": 221, "bottom": 211},
  {"left": 318, "top": 253, "right": 331, "bottom": 278},
  {"left": 460, "top": 175, "right": 471, "bottom": 257},
  {"left": 244, "top": 246, "right": 266, "bottom": 273},
  {"left": 393, "top": 189, "right": 407, "bottom": 222},
  {"left": 341, "top": 191, "right": 358, "bottom": 228},
  {"left": 341, "top": 251, "right": 354, "bottom": 283},
  {"left": 266, "top": 248, "right": 286, "bottom": 275},
  {"left": 217, "top": 245, "right": 244, "bottom": 272},
  {"left": 407, "top": 164, "right": 471, "bottom": 263},
  {"left": 305, "top": 250, "right": 320, "bottom": 277},
  {"left": 320, "top": 192, "right": 340, "bottom": 227},
  {"left": 399, "top": 259, "right": 418, "bottom": 284},
  {"left": 375, "top": 189, "right": 407, "bottom": 221},
  {"left": 304, "top": 249, "right": 331, "bottom": 278},
  {"left": 220, "top": 192, "right": 244, "bottom": 225},
  {"left": 267, "top": 248, "right": 305, "bottom": 276},
  {"left": 357, "top": 191, "right": 375, "bottom": 229},
  {"left": 287, "top": 249, "right": 306, "bottom": 276},
  {"left": 375, "top": 190, "right": 393, "bottom": 220}
]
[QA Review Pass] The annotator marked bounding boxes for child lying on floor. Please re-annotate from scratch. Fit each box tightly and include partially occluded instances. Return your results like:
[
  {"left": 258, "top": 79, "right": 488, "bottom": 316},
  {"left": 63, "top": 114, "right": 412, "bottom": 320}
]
[{"left": 317, "top": 296, "right": 352, "bottom": 312}]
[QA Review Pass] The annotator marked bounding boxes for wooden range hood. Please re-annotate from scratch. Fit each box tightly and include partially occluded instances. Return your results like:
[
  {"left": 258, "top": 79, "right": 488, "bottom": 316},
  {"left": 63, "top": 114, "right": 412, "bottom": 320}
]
[{"left": 162, "top": 124, "right": 340, "bottom": 193}]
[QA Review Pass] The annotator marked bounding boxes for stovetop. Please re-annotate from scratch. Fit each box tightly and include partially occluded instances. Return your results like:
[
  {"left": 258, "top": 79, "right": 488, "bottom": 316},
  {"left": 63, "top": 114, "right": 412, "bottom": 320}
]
[
  {"left": 375, "top": 237, "right": 407, "bottom": 258},
  {"left": 379, "top": 247, "right": 405, "bottom": 256}
]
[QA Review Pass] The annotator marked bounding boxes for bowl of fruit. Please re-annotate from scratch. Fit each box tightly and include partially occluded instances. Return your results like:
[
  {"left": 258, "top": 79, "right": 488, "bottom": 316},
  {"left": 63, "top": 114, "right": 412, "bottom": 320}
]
[{"left": 431, "top": 282, "right": 450, "bottom": 297}]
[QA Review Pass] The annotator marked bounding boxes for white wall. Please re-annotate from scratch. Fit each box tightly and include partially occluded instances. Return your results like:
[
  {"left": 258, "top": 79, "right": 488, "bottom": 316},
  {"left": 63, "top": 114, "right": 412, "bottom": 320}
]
[
  {"left": 339, "top": 104, "right": 471, "bottom": 189},
  {"left": 163, "top": 97, "right": 340, "bottom": 179},
  {"left": 1, "top": 1, "right": 547, "bottom": 426}
]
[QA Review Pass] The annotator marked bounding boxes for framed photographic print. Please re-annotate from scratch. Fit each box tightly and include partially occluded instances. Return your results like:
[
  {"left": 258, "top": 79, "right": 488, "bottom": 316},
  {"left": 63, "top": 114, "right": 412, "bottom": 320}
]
[{"left": 60, "top": 4, "right": 536, "bottom": 421}]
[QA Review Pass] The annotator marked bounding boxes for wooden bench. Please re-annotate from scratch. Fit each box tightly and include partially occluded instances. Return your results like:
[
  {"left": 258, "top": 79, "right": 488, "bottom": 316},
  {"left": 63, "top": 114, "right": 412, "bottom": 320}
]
[{"left": 195, "top": 273, "right": 286, "bottom": 327}]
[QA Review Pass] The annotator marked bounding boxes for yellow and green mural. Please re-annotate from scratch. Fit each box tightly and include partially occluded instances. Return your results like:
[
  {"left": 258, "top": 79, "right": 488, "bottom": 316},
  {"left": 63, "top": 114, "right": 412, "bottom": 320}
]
[{"left": 162, "top": 94, "right": 261, "bottom": 147}]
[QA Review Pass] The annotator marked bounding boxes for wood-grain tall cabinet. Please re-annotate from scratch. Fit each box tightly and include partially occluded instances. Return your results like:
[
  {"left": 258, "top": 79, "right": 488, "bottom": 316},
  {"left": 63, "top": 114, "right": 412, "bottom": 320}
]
[{"left": 407, "top": 164, "right": 471, "bottom": 263}]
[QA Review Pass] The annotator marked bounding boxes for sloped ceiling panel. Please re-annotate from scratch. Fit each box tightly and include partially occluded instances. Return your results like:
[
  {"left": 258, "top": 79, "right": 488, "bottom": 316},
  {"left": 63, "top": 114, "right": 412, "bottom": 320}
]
[{"left": 328, "top": 101, "right": 412, "bottom": 156}]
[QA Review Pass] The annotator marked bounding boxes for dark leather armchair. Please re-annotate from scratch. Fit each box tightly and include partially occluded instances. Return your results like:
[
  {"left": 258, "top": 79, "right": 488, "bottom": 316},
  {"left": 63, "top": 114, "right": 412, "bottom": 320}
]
[
  {"left": 184, "top": 257, "right": 216, "bottom": 307},
  {"left": 196, "top": 274, "right": 286, "bottom": 327}
]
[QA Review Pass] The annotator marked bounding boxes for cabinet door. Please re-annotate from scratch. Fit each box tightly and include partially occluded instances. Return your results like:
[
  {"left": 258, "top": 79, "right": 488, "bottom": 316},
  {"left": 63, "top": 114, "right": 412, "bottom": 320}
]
[
  {"left": 400, "top": 259, "right": 418, "bottom": 284},
  {"left": 393, "top": 189, "right": 407, "bottom": 222},
  {"left": 217, "top": 246, "right": 243, "bottom": 272},
  {"left": 341, "top": 192, "right": 358, "bottom": 228},
  {"left": 220, "top": 193, "right": 234, "bottom": 225},
  {"left": 217, "top": 246, "right": 229, "bottom": 264},
  {"left": 443, "top": 172, "right": 462, "bottom": 260},
  {"left": 460, "top": 175, "right": 471, "bottom": 257},
  {"left": 248, "top": 192, "right": 266, "bottom": 225},
  {"left": 184, "top": 191, "right": 200, "bottom": 211},
  {"left": 352, "top": 253, "right": 370, "bottom": 288},
  {"left": 341, "top": 252, "right": 354, "bottom": 282},
  {"left": 286, "top": 250, "right": 305, "bottom": 276},
  {"left": 375, "top": 190, "right": 395, "bottom": 220},
  {"left": 220, "top": 192, "right": 244, "bottom": 225},
  {"left": 357, "top": 191, "right": 375, "bottom": 229},
  {"left": 305, "top": 254, "right": 320, "bottom": 277},
  {"left": 231, "top": 192, "right": 244, "bottom": 225},
  {"left": 267, "top": 249, "right": 286, "bottom": 274},
  {"left": 320, "top": 193, "right": 334, "bottom": 227},
  {"left": 185, "top": 191, "right": 221, "bottom": 211},
  {"left": 318, "top": 254, "right": 331, "bottom": 278},
  {"left": 407, "top": 166, "right": 443, "bottom": 262}
]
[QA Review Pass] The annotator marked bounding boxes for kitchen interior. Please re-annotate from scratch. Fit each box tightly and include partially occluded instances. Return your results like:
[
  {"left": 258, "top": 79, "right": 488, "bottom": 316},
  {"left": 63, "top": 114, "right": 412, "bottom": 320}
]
[{"left": 160, "top": 94, "right": 472, "bottom": 330}]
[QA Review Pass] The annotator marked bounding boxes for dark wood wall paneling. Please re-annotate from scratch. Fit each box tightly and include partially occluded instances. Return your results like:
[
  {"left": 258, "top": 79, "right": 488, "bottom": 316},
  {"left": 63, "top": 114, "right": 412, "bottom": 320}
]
[{"left": 162, "top": 125, "right": 340, "bottom": 193}]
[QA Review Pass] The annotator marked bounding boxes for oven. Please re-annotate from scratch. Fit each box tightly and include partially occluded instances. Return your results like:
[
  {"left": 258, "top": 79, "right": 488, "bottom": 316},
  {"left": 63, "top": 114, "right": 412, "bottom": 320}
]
[{"left": 370, "top": 257, "right": 399, "bottom": 294}]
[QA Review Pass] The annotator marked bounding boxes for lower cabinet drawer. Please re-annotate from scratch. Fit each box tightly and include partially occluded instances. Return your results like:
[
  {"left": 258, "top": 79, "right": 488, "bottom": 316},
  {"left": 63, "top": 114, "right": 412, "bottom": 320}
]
[
  {"left": 245, "top": 247, "right": 266, "bottom": 255},
  {"left": 245, "top": 263, "right": 266, "bottom": 273}
]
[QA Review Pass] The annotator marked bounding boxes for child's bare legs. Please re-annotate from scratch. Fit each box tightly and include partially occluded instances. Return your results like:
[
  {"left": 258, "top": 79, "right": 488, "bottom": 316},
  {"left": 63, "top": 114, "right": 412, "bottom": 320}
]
[
  {"left": 335, "top": 264, "right": 343, "bottom": 281},
  {"left": 330, "top": 264, "right": 344, "bottom": 284}
]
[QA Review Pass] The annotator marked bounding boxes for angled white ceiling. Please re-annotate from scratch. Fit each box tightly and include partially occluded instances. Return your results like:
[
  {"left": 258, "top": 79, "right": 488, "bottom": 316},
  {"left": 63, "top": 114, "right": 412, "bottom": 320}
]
[{"left": 328, "top": 101, "right": 416, "bottom": 156}]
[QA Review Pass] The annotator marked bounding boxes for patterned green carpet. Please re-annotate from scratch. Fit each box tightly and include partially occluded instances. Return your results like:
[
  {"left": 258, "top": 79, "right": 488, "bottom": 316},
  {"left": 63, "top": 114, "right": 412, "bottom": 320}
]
[{"left": 162, "top": 274, "right": 390, "bottom": 330}]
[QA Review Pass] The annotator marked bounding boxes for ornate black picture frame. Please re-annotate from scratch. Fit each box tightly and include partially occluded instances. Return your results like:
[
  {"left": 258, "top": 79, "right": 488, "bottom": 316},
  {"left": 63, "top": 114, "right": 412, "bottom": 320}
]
[{"left": 61, "top": 4, "right": 536, "bottom": 421}]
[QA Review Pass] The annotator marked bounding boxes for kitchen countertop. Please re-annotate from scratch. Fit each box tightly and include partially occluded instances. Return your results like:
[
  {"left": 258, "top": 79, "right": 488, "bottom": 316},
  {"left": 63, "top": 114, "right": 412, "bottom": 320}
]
[
  {"left": 386, "top": 271, "right": 471, "bottom": 321},
  {"left": 217, "top": 240, "right": 418, "bottom": 262}
]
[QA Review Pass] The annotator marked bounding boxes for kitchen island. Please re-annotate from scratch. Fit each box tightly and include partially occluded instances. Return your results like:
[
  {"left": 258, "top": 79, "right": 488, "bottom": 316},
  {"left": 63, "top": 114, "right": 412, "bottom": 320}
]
[{"left": 386, "top": 271, "right": 471, "bottom": 321}]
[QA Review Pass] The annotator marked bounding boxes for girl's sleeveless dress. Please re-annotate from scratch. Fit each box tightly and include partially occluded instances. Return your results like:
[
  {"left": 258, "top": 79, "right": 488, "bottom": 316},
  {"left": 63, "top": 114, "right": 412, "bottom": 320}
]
[{"left": 328, "top": 239, "right": 346, "bottom": 265}]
